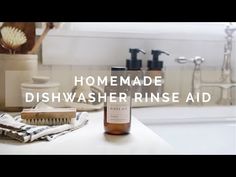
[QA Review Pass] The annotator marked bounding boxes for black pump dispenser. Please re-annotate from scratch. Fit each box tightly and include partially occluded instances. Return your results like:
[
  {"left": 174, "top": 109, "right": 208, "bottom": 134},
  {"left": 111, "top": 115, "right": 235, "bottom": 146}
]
[
  {"left": 147, "top": 50, "right": 169, "bottom": 70},
  {"left": 126, "top": 48, "right": 146, "bottom": 70}
]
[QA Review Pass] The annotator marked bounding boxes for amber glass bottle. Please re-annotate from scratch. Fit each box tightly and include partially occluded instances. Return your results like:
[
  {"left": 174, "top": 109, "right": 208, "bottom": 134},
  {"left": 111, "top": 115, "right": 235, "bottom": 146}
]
[{"left": 104, "top": 67, "right": 131, "bottom": 135}]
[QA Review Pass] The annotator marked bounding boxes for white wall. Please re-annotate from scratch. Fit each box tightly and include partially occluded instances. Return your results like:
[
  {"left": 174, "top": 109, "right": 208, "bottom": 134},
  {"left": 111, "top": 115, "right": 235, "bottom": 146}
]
[
  {"left": 39, "top": 24, "right": 236, "bottom": 105},
  {"left": 42, "top": 33, "right": 229, "bottom": 67}
]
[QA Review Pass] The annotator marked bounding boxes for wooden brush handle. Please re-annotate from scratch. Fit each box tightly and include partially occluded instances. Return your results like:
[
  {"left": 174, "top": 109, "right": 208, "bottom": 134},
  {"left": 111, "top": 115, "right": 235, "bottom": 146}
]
[
  {"left": 21, "top": 108, "right": 76, "bottom": 120},
  {"left": 28, "top": 23, "right": 54, "bottom": 54}
]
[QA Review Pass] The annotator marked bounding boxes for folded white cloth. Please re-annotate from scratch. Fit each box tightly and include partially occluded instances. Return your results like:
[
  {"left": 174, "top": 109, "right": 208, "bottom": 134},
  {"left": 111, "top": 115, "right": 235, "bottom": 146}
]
[{"left": 0, "top": 111, "right": 88, "bottom": 143}]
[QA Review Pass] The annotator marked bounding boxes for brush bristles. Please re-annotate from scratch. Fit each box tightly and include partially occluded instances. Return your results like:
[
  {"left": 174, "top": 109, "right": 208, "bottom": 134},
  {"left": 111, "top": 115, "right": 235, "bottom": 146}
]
[
  {"left": 1, "top": 26, "right": 27, "bottom": 48},
  {"left": 23, "top": 118, "right": 75, "bottom": 126},
  {"left": 21, "top": 108, "right": 77, "bottom": 126}
]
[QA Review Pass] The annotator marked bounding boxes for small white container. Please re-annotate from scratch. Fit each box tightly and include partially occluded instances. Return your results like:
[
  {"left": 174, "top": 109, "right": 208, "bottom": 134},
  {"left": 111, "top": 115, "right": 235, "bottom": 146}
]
[{"left": 21, "top": 76, "right": 60, "bottom": 107}]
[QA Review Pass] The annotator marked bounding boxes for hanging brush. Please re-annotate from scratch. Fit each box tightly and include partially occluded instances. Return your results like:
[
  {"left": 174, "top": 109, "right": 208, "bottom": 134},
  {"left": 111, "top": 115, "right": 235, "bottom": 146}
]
[{"left": 21, "top": 108, "right": 77, "bottom": 126}]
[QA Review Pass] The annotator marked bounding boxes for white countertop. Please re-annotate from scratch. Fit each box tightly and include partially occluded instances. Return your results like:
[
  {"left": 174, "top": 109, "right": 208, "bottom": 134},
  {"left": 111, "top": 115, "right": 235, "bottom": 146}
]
[
  {"left": 131, "top": 106, "right": 236, "bottom": 154},
  {"left": 133, "top": 106, "right": 236, "bottom": 124},
  {"left": 0, "top": 111, "right": 174, "bottom": 155}
]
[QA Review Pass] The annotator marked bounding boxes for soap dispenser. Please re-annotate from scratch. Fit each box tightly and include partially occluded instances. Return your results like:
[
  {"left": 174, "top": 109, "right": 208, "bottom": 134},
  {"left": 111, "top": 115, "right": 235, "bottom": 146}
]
[
  {"left": 126, "top": 48, "right": 146, "bottom": 98},
  {"left": 147, "top": 50, "right": 169, "bottom": 97}
]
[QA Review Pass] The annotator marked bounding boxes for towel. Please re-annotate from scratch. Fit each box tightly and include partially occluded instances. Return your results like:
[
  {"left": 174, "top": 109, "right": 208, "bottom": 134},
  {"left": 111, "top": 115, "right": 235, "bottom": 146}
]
[{"left": 0, "top": 108, "right": 89, "bottom": 143}]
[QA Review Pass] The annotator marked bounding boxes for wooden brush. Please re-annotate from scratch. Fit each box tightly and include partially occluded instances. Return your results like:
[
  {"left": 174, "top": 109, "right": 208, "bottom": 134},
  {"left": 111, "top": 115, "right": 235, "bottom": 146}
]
[
  {"left": 28, "top": 22, "right": 54, "bottom": 54},
  {"left": 0, "top": 22, "right": 35, "bottom": 54},
  {"left": 21, "top": 108, "right": 77, "bottom": 126},
  {"left": 0, "top": 26, "right": 27, "bottom": 54}
]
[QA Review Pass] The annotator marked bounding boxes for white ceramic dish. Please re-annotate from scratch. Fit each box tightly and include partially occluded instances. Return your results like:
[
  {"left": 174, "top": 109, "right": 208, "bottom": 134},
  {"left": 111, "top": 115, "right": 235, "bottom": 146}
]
[
  {"left": 64, "top": 85, "right": 104, "bottom": 111},
  {"left": 21, "top": 77, "right": 60, "bottom": 107}
]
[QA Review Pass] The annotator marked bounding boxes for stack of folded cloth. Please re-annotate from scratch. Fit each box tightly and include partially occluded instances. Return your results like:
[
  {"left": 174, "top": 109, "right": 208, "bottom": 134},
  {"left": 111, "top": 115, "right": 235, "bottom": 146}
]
[{"left": 0, "top": 103, "right": 89, "bottom": 143}]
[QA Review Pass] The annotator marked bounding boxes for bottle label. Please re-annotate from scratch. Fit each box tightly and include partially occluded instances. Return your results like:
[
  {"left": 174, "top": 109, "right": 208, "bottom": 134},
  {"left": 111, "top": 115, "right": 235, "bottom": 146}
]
[{"left": 107, "top": 96, "right": 131, "bottom": 124}]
